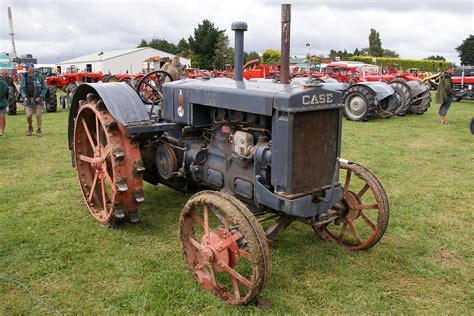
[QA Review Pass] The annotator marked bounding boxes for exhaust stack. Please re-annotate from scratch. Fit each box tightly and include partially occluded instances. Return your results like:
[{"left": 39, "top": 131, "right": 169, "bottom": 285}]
[
  {"left": 280, "top": 4, "right": 291, "bottom": 84},
  {"left": 231, "top": 21, "right": 248, "bottom": 81}
]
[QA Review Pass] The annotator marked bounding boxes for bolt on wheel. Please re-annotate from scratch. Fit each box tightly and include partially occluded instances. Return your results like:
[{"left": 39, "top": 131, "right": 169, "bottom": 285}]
[
  {"left": 73, "top": 96, "right": 144, "bottom": 224},
  {"left": 180, "top": 191, "right": 270, "bottom": 305},
  {"left": 314, "top": 162, "right": 389, "bottom": 250}
]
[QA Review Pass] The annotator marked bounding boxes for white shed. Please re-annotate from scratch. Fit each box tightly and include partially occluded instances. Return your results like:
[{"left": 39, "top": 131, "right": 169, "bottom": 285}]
[{"left": 57, "top": 47, "right": 191, "bottom": 74}]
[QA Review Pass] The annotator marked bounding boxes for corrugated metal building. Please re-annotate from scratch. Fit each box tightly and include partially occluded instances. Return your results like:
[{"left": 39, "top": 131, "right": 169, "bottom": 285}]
[{"left": 57, "top": 47, "right": 191, "bottom": 74}]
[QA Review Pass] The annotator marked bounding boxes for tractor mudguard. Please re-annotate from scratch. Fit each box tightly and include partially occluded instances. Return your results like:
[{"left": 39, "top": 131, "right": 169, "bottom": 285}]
[
  {"left": 356, "top": 82, "right": 394, "bottom": 101},
  {"left": 406, "top": 80, "right": 428, "bottom": 97},
  {"left": 68, "top": 83, "right": 149, "bottom": 150}
]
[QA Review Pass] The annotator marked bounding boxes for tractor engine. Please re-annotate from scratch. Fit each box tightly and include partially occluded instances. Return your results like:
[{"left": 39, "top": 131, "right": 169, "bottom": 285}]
[{"left": 143, "top": 76, "right": 344, "bottom": 217}]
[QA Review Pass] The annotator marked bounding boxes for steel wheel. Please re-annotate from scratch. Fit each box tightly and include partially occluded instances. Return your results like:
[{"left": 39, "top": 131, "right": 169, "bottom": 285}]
[
  {"left": 73, "top": 95, "right": 144, "bottom": 224},
  {"left": 180, "top": 191, "right": 270, "bottom": 305},
  {"left": 346, "top": 95, "right": 367, "bottom": 120},
  {"left": 136, "top": 70, "right": 173, "bottom": 104},
  {"left": 314, "top": 162, "right": 389, "bottom": 250}
]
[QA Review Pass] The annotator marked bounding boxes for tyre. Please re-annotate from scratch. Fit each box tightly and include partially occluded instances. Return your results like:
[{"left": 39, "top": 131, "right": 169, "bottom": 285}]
[
  {"left": 7, "top": 86, "right": 17, "bottom": 115},
  {"left": 389, "top": 80, "right": 412, "bottom": 116},
  {"left": 378, "top": 93, "right": 397, "bottom": 117},
  {"left": 342, "top": 85, "right": 377, "bottom": 121},
  {"left": 45, "top": 86, "right": 57, "bottom": 112},
  {"left": 409, "top": 90, "right": 431, "bottom": 114}
]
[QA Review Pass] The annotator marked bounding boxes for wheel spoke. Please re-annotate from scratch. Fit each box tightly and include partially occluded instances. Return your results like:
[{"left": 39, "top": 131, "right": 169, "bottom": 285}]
[
  {"left": 231, "top": 276, "right": 241, "bottom": 300},
  {"left": 338, "top": 222, "right": 348, "bottom": 242},
  {"left": 88, "top": 170, "right": 99, "bottom": 203},
  {"left": 348, "top": 220, "right": 362, "bottom": 245},
  {"left": 343, "top": 169, "right": 352, "bottom": 194},
  {"left": 101, "top": 146, "right": 111, "bottom": 162},
  {"left": 217, "top": 259, "right": 251, "bottom": 288},
  {"left": 100, "top": 178, "right": 108, "bottom": 213},
  {"left": 203, "top": 205, "right": 210, "bottom": 243},
  {"left": 359, "top": 204, "right": 378, "bottom": 210},
  {"left": 360, "top": 212, "right": 377, "bottom": 231},
  {"left": 358, "top": 184, "right": 370, "bottom": 197},
  {"left": 191, "top": 212, "right": 204, "bottom": 227},
  {"left": 95, "top": 114, "right": 100, "bottom": 147},
  {"left": 215, "top": 232, "right": 242, "bottom": 253},
  {"left": 238, "top": 249, "right": 251, "bottom": 260},
  {"left": 187, "top": 236, "right": 204, "bottom": 252},
  {"left": 81, "top": 118, "right": 95, "bottom": 149},
  {"left": 78, "top": 154, "right": 94, "bottom": 164},
  {"left": 104, "top": 169, "right": 114, "bottom": 192}
]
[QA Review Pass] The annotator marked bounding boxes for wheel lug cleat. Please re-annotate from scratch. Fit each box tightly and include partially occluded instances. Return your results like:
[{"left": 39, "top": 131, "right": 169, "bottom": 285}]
[
  {"left": 133, "top": 189, "right": 145, "bottom": 203},
  {"left": 129, "top": 212, "right": 140, "bottom": 223}
]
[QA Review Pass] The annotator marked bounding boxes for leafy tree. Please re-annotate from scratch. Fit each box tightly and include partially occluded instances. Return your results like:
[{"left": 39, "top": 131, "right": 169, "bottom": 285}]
[
  {"left": 424, "top": 55, "right": 446, "bottom": 61},
  {"left": 262, "top": 49, "right": 281, "bottom": 64},
  {"left": 353, "top": 48, "right": 360, "bottom": 56},
  {"left": 212, "top": 32, "right": 234, "bottom": 69},
  {"left": 245, "top": 51, "right": 260, "bottom": 64},
  {"left": 176, "top": 38, "right": 190, "bottom": 58},
  {"left": 368, "top": 29, "right": 383, "bottom": 57},
  {"left": 188, "top": 19, "right": 223, "bottom": 69},
  {"left": 138, "top": 39, "right": 148, "bottom": 48},
  {"left": 383, "top": 49, "right": 399, "bottom": 58},
  {"left": 146, "top": 38, "right": 178, "bottom": 54},
  {"left": 456, "top": 35, "right": 474, "bottom": 65}
]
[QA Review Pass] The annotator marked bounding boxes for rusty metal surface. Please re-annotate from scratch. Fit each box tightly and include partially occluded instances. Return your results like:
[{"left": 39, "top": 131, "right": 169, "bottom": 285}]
[
  {"left": 180, "top": 191, "right": 270, "bottom": 305},
  {"left": 314, "top": 162, "right": 389, "bottom": 250},
  {"left": 280, "top": 4, "right": 291, "bottom": 84},
  {"left": 73, "top": 99, "right": 144, "bottom": 224}
]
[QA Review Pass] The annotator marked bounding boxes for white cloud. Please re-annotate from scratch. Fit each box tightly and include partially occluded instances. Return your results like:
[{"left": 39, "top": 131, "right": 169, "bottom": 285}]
[{"left": 0, "top": 0, "right": 471, "bottom": 64}]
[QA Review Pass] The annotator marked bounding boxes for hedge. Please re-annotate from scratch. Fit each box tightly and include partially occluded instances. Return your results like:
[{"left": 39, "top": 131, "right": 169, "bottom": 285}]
[{"left": 350, "top": 56, "right": 452, "bottom": 72}]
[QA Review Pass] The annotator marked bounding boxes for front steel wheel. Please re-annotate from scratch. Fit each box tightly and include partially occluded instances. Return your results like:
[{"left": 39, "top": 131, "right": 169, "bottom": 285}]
[
  {"left": 180, "top": 191, "right": 270, "bottom": 305},
  {"left": 314, "top": 162, "right": 389, "bottom": 250}
]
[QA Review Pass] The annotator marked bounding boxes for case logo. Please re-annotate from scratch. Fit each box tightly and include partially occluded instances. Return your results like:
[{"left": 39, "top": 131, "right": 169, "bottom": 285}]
[
  {"left": 302, "top": 93, "right": 333, "bottom": 105},
  {"left": 177, "top": 89, "right": 184, "bottom": 117}
]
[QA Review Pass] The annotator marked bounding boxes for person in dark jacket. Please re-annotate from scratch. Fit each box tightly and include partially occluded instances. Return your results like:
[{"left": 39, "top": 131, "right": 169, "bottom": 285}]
[
  {"left": 436, "top": 66, "right": 454, "bottom": 125},
  {"left": 0, "top": 78, "right": 8, "bottom": 136},
  {"left": 20, "top": 63, "right": 47, "bottom": 136}
]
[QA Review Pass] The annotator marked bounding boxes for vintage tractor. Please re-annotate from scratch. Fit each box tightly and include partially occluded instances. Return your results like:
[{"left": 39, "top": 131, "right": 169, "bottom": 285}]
[
  {"left": 320, "top": 62, "right": 398, "bottom": 121},
  {"left": 452, "top": 66, "right": 474, "bottom": 101},
  {"left": 68, "top": 6, "right": 389, "bottom": 305}
]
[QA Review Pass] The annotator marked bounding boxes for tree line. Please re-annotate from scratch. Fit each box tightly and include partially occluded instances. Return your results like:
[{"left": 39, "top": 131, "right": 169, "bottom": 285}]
[
  {"left": 139, "top": 19, "right": 473, "bottom": 69},
  {"left": 138, "top": 19, "right": 258, "bottom": 69}
]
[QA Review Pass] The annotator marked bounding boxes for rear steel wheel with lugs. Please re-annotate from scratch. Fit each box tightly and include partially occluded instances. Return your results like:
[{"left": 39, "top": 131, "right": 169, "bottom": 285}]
[
  {"left": 180, "top": 191, "right": 270, "bottom": 305},
  {"left": 314, "top": 162, "right": 389, "bottom": 250},
  {"left": 73, "top": 96, "right": 144, "bottom": 224}
]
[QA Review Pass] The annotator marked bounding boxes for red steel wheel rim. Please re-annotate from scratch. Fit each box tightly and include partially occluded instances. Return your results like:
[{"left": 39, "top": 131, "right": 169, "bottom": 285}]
[
  {"left": 180, "top": 191, "right": 269, "bottom": 305},
  {"left": 73, "top": 100, "right": 144, "bottom": 224},
  {"left": 315, "top": 162, "right": 389, "bottom": 251}
]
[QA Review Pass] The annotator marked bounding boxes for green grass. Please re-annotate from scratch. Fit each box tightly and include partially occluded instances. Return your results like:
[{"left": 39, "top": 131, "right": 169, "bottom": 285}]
[{"left": 0, "top": 94, "right": 473, "bottom": 314}]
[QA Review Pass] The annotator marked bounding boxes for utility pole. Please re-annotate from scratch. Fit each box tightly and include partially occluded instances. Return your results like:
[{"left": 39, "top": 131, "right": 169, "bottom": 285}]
[{"left": 8, "top": 7, "right": 18, "bottom": 63}]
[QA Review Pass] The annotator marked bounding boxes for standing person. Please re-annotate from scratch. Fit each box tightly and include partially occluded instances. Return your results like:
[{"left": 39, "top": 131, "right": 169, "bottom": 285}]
[
  {"left": 0, "top": 78, "right": 8, "bottom": 136},
  {"left": 20, "top": 63, "right": 47, "bottom": 136},
  {"left": 436, "top": 65, "right": 454, "bottom": 125}
]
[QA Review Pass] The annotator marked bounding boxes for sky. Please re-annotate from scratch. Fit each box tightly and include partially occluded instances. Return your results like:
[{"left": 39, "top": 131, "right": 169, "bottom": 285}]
[{"left": 0, "top": 0, "right": 472, "bottom": 64}]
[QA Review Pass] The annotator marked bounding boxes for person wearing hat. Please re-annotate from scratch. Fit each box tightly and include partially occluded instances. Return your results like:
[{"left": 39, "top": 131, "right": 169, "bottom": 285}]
[{"left": 20, "top": 63, "right": 47, "bottom": 136}]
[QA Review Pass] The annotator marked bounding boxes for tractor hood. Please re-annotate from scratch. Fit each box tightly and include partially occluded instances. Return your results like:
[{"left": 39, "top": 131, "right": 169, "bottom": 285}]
[
  {"left": 406, "top": 80, "right": 428, "bottom": 97},
  {"left": 162, "top": 78, "right": 343, "bottom": 125},
  {"left": 357, "top": 82, "right": 395, "bottom": 101}
]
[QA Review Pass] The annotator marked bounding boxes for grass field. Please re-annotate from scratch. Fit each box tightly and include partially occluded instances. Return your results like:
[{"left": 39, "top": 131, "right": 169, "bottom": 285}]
[{"left": 0, "top": 94, "right": 473, "bottom": 314}]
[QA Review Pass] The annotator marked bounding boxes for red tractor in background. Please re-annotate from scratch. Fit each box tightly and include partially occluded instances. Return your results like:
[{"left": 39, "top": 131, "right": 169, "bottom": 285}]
[{"left": 452, "top": 66, "right": 474, "bottom": 101}]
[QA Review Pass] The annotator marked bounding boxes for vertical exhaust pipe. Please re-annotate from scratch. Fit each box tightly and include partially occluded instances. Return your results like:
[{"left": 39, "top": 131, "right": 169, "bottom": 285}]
[
  {"left": 231, "top": 21, "right": 248, "bottom": 81},
  {"left": 280, "top": 4, "right": 291, "bottom": 84}
]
